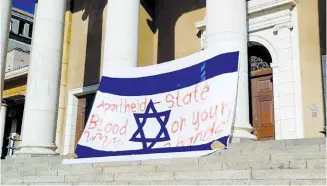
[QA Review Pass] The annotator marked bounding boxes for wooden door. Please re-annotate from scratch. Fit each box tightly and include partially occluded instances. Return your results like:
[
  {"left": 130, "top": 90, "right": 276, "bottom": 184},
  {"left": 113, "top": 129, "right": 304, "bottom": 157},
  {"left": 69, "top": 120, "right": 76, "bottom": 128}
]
[
  {"left": 75, "top": 97, "right": 87, "bottom": 144},
  {"left": 75, "top": 93, "right": 96, "bottom": 145},
  {"left": 251, "top": 69, "right": 275, "bottom": 140}
]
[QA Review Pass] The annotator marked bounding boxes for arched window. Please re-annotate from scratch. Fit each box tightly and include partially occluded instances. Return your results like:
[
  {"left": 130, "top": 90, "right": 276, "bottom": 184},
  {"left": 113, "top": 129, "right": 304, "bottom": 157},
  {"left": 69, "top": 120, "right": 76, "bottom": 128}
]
[{"left": 249, "top": 56, "right": 270, "bottom": 71}]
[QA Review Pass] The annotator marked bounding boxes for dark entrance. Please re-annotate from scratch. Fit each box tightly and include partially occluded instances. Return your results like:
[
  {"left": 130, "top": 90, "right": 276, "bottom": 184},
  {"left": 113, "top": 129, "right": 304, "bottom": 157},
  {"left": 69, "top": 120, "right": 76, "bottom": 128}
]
[{"left": 1, "top": 96, "right": 25, "bottom": 159}]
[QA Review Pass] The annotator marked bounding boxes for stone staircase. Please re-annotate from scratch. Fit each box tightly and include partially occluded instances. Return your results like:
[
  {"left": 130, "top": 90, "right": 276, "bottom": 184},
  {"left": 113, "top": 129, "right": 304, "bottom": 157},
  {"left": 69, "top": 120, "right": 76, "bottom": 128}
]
[{"left": 1, "top": 138, "right": 326, "bottom": 185}]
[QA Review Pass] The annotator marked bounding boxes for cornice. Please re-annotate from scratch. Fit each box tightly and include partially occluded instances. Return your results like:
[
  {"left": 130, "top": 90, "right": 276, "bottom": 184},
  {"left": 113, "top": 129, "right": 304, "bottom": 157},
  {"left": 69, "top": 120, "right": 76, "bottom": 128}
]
[
  {"left": 5, "top": 66, "right": 29, "bottom": 80},
  {"left": 248, "top": 0, "right": 298, "bottom": 14},
  {"left": 195, "top": 0, "right": 297, "bottom": 30}
]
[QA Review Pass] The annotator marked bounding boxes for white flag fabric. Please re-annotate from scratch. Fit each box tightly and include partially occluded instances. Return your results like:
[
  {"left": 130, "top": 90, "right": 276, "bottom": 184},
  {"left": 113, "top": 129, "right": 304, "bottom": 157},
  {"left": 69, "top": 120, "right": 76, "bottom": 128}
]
[{"left": 63, "top": 47, "right": 240, "bottom": 164}]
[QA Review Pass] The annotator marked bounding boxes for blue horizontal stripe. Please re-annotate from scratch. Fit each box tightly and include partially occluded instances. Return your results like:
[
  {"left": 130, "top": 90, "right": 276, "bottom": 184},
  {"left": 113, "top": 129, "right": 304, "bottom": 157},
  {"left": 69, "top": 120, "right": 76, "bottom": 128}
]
[
  {"left": 75, "top": 136, "right": 230, "bottom": 158},
  {"left": 98, "top": 52, "right": 239, "bottom": 96}
]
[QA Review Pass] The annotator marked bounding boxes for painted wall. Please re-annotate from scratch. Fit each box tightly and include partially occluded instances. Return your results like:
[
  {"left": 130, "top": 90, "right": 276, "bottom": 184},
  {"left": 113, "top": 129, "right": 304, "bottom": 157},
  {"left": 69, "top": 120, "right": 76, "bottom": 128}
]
[
  {"left": 154, "top": 0, "right": 205, "bottom": 63},
  {"left": 64, "top": 0, "right": 206, "bottom": 89},
  {"left": 297, "top": 0, "right": 325, "bottom": 138},
  {"left": 138, "top": 2, "right": 156, "bottom": 67},
  {"left": 66, "top": 1, "right": 157, "bottom": 90}
]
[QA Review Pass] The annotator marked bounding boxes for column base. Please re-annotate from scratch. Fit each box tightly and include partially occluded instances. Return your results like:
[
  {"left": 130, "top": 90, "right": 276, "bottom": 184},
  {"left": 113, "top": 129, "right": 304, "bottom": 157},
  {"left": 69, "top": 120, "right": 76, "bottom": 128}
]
[
  {"left": 231, "top": 123, "right": 257, "bottom": 143},
  {"left": 15, "top": 145, "right": 58, "bottom": 155}
]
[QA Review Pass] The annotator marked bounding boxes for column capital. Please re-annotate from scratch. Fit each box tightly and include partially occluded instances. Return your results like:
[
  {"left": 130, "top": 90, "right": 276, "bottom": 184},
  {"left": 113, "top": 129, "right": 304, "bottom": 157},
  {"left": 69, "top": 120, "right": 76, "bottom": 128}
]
[{"left": 273, "top": 21, "right": 294, "bottom": 34}]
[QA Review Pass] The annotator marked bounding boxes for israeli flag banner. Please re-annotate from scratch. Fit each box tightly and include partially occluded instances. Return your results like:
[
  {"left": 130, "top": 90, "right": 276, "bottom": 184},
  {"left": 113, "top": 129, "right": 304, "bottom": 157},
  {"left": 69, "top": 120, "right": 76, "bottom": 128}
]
[{"left": 63, "top": 45, "right": 240, "bottom": 164}]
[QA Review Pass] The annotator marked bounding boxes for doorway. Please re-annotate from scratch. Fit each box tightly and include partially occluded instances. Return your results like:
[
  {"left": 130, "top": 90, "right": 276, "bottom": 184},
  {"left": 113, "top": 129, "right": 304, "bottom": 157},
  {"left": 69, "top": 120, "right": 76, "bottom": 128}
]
[
  {"left": 249, "top": 43, "right": 275, "bottom": 141},
  {"left": 1, "top": 98, "right": 25, "bottom": 159},
  {"left": 74, "top": 93, "right": 96, "bottom": 146}
]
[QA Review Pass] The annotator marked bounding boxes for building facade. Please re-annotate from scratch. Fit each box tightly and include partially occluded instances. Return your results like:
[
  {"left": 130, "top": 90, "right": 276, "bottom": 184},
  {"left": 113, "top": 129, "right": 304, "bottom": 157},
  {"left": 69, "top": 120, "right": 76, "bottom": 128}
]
[
  {"left": 0, "top": 8, "right": 33, "bottom": 158},
  {"left": 0, "top": 0, "right": 326, "bottom": 157}
]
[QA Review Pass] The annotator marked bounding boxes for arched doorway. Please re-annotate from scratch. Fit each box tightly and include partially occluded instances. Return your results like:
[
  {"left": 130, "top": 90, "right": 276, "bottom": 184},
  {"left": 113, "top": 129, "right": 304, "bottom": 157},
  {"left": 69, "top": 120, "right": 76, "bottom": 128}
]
[{"left": 248, "top": 42, "right": 275, "bottom": 141}]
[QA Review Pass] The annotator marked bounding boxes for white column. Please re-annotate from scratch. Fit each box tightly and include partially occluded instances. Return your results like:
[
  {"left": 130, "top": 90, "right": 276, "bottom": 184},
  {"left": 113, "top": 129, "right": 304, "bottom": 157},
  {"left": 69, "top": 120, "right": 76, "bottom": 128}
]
[
  {"left": 0, "top": 0, "right": 12, "bottom": 109},
  {"left": 102, "top": 0, "right": 140, "bottom": 73},
  {"left": 0, "top": 104, "right": 7, "bottom": 156},
  {"left": 16, "top": 0, "right": 66, "bottom": 155},
  {"left": 206, "top": 0, "right": 256, "bottom": 141}
]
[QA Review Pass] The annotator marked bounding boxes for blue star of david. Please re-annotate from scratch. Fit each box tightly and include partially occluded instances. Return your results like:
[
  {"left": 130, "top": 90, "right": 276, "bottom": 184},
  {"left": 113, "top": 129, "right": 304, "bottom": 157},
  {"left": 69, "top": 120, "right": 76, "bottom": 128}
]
[{"left": 130, "top": 100, "right": 171, "bottom": 150}]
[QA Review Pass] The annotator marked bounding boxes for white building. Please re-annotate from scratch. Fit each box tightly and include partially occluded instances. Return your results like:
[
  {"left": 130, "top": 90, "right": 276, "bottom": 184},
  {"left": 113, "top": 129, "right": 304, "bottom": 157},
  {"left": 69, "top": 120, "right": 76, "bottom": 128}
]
[{"left": 0, "top": 0, "right": 325, "bottom": 157}]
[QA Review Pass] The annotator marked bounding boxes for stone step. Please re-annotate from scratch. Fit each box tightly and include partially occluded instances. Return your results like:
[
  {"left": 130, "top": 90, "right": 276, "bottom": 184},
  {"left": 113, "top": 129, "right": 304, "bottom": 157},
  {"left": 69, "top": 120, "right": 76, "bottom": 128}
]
[
  {"left": 3, "top": 137, "right": 324, "bottom": 161},
  {"left": 204, "top": 144, "right": 323, "bottom": 158},
  {"left": 8, "top": 179, "right": 325, "bottom": 186},
  {"left": 239, "top": 144, "right": 324, "bottom": 155},
  {"left": 197, "top": 179, "right": 326, "bottom": 186},
  {"left": 2, "top": 157, "right": 325, "bottom": 180},
  {"left": 2, "top": 138, "right": 324, "bottom": 164},
  {"left": 1, "top": 138, "right": 326, "bottom": 185},
  {"left": 2, "top": 169, "right": 325, "bottom": 185},
  {"left": 270, "top": 151, "right": 326, "bottom": 161},
  {"left": 229, "top": 137, "right": 325, "bottom": 148},
  {"left": 2, "top": 144, "right": 324, "bottom": 164},
  {"left": 3, "top": 180, "right": 325, "bottom": 186},
  {"left": 3, "top": 155, "right": 65, "bottom": 164},
  {"left": 1, "top": 150, "right": 325, "bottom": 173},
  {"left": 284, "top": 137, "right": 326, "bottom": 146}
]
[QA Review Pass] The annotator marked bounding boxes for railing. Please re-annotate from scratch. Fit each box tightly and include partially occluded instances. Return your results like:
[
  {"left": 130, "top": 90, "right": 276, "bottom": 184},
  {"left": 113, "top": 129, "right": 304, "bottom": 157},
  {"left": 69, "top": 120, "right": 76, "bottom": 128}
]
[{"left": 6, "top": 133, "right": 21, "bottom": 156}]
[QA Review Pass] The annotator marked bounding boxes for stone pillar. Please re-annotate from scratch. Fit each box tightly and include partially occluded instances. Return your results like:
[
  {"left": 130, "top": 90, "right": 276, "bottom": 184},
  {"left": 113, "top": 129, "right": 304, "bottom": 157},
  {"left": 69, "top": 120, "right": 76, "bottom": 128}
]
[
  {"left": 206, "top": 0, "right": 256, "bottom": 141},
  {"left": 0, "top": 0, "right": 12, "bottom": 108},
  {"left": 0, "top": 104, "right": 7, "bottom": 156},
  {"left": 102, "top": 0, "right": 140, "bottom": 73},
  {"left": 273, "top": 22, "right": 300, "bottom": 139},
  {"left": 16, "top": 0, "right": 66, "bottom": 155},
  {"left": 56, "top": 0, "right": 72, "bottom": 154}
]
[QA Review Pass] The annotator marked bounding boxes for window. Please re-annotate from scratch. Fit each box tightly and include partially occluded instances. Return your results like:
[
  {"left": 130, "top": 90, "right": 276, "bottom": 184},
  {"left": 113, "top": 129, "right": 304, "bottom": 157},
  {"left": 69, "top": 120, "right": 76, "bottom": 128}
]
[
  {"left": 28, "top": 24, "right": 33, "bottom": 38},
  {"left": 18, "top": 21, "right": 25, "bottom": 35}
]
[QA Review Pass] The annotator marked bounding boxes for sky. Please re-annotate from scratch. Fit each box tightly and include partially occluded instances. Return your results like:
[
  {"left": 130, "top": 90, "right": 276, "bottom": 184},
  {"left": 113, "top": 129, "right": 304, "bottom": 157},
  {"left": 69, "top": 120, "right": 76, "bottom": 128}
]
[{"left": 13, "top": 0, "right": 36, "bottom": 15}]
